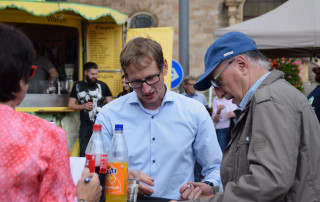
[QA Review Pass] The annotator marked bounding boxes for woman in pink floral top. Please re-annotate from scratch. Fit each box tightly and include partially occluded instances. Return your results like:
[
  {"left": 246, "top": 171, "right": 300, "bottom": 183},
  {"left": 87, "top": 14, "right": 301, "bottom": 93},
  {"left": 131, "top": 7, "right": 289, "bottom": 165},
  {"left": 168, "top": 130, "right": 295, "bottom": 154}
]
[{"left": 0, "top": 23, "right": 101, "bottom": 202}]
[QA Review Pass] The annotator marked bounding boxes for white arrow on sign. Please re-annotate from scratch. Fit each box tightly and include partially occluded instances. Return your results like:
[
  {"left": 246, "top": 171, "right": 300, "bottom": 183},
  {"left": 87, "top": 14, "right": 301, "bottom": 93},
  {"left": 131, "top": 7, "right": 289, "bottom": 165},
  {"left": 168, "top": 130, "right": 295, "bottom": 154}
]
[{"left": 171, "top": 68, "right": 179, "bottom": 82}]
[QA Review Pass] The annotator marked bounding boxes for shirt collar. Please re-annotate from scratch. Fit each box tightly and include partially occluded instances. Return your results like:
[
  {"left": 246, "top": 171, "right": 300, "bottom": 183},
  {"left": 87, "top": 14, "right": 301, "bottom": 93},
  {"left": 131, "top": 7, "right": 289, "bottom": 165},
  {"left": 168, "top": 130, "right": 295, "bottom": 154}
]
[
  {"left": 183, "top": 92, "right": 197, "bottom": 98},
  {"left": 128, "top": 84, "right": 174, "bottom": 109},
  {"left": 239, "top": 72, "right": 271, "bottom": 109}
]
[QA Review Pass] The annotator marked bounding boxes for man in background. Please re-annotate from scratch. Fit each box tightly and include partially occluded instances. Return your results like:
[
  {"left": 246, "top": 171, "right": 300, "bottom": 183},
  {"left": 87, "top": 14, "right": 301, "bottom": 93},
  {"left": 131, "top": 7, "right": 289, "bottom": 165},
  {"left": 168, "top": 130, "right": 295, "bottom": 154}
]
[
  {"left": 68, "top": 62, "right": 113, "bottom": 157},
  {"left": 28, "top": 42, "right": 58, "bottom": 93},
  {"left": 182, "top": 75, "right": 208, "bottom": 107},
  {"left": 182, "top": 75, "right": 209, "bottom": 183}
]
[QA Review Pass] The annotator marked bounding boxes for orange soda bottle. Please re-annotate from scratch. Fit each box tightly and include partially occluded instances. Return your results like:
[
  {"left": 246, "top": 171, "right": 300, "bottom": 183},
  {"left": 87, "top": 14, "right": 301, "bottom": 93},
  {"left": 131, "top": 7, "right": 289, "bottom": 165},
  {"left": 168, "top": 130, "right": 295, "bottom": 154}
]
[{"left": 105, "top": 124, "right": 128, "bottom": 202}]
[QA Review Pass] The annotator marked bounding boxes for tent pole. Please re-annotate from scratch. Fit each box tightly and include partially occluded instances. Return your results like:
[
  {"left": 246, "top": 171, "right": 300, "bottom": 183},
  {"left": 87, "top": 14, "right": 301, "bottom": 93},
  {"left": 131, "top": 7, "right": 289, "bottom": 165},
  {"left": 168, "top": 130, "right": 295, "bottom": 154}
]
[{"left": 179, "top": 0, "right": 189, "bottom": 93}]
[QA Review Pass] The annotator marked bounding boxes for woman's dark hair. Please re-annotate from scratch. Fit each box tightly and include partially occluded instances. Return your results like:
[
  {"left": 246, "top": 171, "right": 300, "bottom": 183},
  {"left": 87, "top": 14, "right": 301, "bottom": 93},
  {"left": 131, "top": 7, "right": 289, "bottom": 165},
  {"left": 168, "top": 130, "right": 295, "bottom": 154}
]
[
  {"left": 0, "top": 23, "right": 34, "bottom": 102},
  {"left": 312, "top": 67, "right": 320, "bottom": 83}
]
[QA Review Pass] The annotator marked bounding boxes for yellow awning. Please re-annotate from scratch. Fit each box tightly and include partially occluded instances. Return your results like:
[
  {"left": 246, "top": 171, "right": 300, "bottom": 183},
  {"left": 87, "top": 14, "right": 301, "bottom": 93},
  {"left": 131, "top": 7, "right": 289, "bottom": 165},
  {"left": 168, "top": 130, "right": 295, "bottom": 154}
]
[{"left": 0, "top": 0, "right": 128, "bottom": 25}]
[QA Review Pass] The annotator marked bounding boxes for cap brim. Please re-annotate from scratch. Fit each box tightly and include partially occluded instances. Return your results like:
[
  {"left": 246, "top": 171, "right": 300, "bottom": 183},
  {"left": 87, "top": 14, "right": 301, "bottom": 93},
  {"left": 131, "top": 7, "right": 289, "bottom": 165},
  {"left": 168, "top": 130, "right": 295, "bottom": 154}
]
[{"left": 194, "top": 61, "right": 220, "bottom": 91}]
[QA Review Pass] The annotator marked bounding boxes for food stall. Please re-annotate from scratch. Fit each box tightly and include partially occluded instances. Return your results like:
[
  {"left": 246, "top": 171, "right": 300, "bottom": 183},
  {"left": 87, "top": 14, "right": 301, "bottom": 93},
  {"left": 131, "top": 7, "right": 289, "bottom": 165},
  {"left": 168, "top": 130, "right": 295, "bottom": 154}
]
[{"left": 0, "top": 0, "right": 128, "bottom": 151}]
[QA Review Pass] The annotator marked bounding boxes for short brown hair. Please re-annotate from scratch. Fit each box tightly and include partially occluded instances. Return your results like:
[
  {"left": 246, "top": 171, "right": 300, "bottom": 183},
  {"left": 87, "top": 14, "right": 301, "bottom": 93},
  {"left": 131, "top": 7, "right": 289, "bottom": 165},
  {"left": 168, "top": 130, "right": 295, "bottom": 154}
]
[
  {"left": 120, "top": 37, "right": 164, "bottom": 76},
  {"left": 183, "top": 75, "right": 197, "bottom": 87}
]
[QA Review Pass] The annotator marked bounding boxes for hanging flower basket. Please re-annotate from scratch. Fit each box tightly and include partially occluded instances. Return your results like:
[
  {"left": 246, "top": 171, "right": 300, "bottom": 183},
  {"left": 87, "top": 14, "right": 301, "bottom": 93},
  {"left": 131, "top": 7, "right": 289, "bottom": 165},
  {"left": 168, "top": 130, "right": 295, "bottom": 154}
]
[{"left": 268, "top": 58, "right": 304, "bottom": 92}]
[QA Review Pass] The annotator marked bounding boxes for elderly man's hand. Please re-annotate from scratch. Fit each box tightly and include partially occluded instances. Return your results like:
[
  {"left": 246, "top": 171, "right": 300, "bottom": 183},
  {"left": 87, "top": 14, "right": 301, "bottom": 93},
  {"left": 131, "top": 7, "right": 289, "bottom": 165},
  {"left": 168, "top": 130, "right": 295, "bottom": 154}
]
[{"left": 179, "top": 182, "right": 214, "bottom": 201}]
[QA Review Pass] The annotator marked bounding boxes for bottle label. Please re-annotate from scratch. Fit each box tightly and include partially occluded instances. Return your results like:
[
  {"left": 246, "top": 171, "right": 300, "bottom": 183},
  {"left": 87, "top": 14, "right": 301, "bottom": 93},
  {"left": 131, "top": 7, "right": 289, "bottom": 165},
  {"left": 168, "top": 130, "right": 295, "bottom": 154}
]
[
  {"left": 105, "top": 162, "right": 128, "bottom": 195},
  {"left": 99, "top": 155, "right": 108, "bottom": 174},
  {"left": 85, "top": 154, "right": 96, "bottom": 173}
]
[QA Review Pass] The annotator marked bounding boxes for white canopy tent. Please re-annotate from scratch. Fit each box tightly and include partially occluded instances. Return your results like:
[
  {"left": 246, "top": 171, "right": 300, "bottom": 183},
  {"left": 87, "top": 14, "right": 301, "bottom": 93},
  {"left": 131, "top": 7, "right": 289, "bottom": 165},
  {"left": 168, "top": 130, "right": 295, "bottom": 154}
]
[{"left": 213, "top": 0, "right": 320, "bottom": 58}]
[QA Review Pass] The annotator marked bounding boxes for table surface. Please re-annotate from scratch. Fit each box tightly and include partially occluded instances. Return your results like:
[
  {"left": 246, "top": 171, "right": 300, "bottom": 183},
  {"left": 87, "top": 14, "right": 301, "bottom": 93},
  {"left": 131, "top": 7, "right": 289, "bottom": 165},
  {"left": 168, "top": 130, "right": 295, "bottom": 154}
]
[{"left": 137, "top": 196, "right": 173, "bottom": 202}]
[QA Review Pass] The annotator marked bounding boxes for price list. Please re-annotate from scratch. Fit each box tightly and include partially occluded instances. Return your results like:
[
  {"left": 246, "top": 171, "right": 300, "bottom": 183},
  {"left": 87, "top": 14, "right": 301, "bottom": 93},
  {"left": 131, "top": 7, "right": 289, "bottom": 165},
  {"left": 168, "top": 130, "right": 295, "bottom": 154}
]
[{"left": 87, "top": 24, "right": 122, "bottom": 70}]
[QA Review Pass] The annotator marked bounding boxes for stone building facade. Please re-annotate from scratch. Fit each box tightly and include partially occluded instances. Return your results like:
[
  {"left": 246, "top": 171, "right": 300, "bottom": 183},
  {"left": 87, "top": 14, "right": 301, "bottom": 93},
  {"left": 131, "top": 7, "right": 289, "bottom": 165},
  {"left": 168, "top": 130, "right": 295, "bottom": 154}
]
[
  {"left": 68, "top": 0, "right": 317, "bottom": 95},
  {"left": 69, "top": 0, "right": 233, "bottom": 79}
]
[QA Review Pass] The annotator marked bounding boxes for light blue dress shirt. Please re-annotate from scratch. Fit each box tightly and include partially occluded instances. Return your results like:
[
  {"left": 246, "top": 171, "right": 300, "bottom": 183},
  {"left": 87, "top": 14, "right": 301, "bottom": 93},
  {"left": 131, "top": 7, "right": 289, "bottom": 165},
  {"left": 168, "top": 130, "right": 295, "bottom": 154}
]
[
  {"left": 239, "top": 72, "right": 271, "bottom": 109},
  {"left": 95, "top": 88, "right": 222, "bottom": 199},
  {"left": 183, "top": 92, "right": 208, "bottom": 106}
]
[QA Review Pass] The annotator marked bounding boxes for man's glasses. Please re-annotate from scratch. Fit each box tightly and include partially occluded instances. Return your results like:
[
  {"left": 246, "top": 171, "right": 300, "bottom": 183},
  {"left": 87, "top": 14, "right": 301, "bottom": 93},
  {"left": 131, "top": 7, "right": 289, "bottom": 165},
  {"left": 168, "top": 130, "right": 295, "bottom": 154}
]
[
  {"left": 126, "top": 73, "right": 161, "bottom": 89},
  {"left": 29, "top": 65, "right": 37, "bottom": 79},
  {"left": 210, "top": 59, "right": 234, "bottom": 88}
]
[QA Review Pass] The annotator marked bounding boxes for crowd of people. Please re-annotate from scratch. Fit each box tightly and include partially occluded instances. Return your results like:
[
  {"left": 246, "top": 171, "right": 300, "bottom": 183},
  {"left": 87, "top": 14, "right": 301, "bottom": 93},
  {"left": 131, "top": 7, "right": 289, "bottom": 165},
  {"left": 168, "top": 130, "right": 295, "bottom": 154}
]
[{"left": 1, "top": 22, "right": 320, "bottom": 202}]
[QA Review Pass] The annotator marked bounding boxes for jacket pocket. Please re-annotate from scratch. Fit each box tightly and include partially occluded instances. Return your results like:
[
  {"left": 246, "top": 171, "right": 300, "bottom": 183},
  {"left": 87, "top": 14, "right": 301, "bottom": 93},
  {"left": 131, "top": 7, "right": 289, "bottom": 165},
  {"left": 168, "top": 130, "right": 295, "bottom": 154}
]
[{"left": 234, "top": 136, "right": 251, "bottom": 180}]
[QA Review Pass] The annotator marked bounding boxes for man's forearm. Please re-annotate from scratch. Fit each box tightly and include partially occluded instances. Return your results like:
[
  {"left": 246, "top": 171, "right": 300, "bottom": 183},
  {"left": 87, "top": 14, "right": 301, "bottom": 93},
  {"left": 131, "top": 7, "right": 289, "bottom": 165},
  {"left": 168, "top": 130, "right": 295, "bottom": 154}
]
[{"left": 68, "top": 102, "right": 85, "bottom": 110}]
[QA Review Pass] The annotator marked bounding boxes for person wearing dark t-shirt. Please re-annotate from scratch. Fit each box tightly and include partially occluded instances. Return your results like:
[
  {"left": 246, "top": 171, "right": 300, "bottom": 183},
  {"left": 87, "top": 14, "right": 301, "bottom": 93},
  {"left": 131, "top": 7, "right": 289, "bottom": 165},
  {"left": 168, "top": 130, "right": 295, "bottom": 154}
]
[{"left": 68, "top": 62, "right": 112, "bottom": 156}]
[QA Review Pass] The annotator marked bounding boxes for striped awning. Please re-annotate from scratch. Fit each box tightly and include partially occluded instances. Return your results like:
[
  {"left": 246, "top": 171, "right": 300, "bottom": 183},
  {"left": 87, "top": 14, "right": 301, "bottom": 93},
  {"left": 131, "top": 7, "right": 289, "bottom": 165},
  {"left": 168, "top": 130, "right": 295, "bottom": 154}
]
[{"left": 0, "top": 0, "right": 128, "bottom": 25}]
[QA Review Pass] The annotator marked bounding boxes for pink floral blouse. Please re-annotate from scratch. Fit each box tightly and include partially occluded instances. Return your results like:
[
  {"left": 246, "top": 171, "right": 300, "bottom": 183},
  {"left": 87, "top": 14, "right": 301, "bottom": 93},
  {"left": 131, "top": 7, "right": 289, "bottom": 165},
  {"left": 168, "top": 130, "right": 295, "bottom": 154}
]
[{"left": 0, "top": 104, "right": 76, "bottom": 201}]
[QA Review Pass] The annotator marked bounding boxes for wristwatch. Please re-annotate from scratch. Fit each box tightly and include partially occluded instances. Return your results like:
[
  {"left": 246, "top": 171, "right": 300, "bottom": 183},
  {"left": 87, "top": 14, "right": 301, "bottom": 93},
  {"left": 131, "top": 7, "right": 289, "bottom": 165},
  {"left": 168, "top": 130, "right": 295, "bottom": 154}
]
[{"left": 203, "top": 181, "right": 220, "bottom": 194}]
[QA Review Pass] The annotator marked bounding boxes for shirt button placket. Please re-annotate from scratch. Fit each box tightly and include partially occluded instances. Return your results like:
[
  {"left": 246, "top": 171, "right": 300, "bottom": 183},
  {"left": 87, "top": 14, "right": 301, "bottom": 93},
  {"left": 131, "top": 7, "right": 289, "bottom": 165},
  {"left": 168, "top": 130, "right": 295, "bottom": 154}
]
[{"left": 150, "top": 114, "right": 156, "bottom": 177}]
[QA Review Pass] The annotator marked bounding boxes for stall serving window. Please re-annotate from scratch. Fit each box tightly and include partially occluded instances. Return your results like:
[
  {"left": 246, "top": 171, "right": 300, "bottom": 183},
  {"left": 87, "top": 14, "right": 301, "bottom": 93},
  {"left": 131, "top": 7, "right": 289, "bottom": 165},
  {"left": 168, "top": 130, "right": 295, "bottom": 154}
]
[
  {"left": 7, "top": 23, "right": 79, "bottom": 95},
  {"left": 0, "top": 0, "right": 128, "bottom": 111}
]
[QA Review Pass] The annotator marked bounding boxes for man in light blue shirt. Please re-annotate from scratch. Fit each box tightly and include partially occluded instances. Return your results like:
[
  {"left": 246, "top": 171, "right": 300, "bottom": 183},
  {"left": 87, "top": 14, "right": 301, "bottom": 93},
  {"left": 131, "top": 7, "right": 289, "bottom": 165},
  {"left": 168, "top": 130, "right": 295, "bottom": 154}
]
[
  {"left": 182, "top": 75, "right": 208, "bottom": 107},
  {"left": 95, "top": 37, "right": 222, "bottom": 200}
]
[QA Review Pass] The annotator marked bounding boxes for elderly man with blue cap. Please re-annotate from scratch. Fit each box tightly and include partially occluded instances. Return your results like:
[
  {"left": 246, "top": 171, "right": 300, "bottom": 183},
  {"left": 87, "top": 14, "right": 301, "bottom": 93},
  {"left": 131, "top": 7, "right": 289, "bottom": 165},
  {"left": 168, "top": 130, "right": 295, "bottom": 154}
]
[{"left": 176, "top": 32, "right": 320, "bottom": 202}]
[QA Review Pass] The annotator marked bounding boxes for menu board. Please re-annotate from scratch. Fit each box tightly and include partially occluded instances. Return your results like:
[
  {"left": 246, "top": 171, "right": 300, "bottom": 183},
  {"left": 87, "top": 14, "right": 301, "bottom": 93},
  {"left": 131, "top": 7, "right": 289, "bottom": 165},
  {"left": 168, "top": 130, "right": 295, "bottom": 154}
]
[
  {"left": 98, "top": 72, "right": 122, "bottom": 97},
  {"left": 87, "top": 24, "right": 122, "bottom": 70}
]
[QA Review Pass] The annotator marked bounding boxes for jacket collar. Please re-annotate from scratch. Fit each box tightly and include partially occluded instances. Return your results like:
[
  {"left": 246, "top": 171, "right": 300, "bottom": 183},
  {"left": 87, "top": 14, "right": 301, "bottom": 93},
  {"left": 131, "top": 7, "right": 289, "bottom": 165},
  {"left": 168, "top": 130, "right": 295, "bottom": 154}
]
[{"left": 258, "top": 70, "right": 284, "bottom": 89}]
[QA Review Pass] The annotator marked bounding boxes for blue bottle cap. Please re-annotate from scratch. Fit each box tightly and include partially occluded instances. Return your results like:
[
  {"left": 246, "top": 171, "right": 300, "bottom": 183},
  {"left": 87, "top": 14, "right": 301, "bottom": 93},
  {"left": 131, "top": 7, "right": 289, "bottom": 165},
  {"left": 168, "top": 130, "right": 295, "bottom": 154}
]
[{"left": 115, "top": 124, "right": 123, "bottom": 130}]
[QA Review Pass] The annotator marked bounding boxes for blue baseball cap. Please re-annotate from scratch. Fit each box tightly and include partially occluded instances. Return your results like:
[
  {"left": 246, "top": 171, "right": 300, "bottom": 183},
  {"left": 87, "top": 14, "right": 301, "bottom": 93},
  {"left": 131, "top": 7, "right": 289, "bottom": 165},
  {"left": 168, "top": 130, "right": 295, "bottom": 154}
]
[{"left": 194, "top": 32, "right": 257, "bottom": 91}]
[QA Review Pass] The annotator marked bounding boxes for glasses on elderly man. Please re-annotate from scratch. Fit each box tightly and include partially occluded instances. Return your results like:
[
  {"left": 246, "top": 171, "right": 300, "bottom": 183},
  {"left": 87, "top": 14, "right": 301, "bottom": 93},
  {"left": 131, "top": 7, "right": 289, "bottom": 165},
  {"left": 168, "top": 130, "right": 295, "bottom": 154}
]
[
  {"left": 126, "top": 72, "right": 161, "bottom": 89},
  {"left": 29, "top": 65, "right": 37, "bottom": 79},
  {"left": 210, "top": 59, "right": 234, "bottom": 88}
]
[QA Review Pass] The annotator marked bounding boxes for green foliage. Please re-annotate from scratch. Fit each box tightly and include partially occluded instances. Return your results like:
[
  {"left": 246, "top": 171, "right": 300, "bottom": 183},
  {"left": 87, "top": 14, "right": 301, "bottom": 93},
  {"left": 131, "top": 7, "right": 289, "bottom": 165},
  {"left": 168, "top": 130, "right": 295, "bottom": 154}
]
[{"left": 268, "top": 58, "right": 304, "bottom": 92}]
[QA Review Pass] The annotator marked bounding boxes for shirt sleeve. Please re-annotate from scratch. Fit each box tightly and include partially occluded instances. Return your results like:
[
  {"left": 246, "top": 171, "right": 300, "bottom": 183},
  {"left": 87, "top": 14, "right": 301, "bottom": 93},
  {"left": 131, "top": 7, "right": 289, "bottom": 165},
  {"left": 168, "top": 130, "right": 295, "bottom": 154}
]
[
  {"left": 39, "top": 56, "right": 55, "bottom": 72},
  {"left": 101, "top": 82, "right": 112, "bottom": 97},
  {"left": 95, "top": 107, "right": 114, "bottom": 148},
  {"left": 69, "top": 82, "right": 78, "bottom": 99},
  {"left": 193, "top": 105, "right": 222, "bottom": 187},
  {"left": 38, "top": 124, "right": 77, "bottom": 201}
]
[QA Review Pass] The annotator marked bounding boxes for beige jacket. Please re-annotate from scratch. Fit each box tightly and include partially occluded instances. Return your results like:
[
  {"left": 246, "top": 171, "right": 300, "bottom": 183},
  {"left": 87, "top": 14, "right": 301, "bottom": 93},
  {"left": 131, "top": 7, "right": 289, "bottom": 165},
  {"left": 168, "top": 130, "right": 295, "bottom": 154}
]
[{"left": 192, "top": 70, "right": 320, "bottom": 202}]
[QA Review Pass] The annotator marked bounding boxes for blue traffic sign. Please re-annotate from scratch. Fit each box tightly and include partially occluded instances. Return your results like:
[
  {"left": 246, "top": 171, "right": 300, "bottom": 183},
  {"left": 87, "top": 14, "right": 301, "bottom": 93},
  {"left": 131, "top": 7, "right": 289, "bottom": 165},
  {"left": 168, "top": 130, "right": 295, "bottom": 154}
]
[{"left": 171, "top": 59, "right": 184, "bottom": 89}]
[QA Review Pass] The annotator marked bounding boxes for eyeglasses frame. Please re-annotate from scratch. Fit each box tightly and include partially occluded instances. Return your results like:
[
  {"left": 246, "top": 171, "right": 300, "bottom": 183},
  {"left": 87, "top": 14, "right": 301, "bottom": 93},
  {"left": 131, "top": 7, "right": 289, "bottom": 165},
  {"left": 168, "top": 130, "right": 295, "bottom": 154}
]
[
  {"left": 29, "top": 65, "right": 37, "bottom": 79},
  {"left": 126, "top": 72, "right": 161, "bottom": 89},
  {"left": 210, "top": 59, "right": 234, "bottom": 88}
]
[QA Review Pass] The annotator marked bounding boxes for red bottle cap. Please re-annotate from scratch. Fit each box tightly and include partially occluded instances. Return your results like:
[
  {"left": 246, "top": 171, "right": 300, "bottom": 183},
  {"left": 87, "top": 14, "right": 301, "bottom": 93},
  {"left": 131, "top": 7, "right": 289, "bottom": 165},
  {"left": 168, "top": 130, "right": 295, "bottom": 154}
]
[{"left": 93, "top": 124, "right": 102, "bottom": 131}]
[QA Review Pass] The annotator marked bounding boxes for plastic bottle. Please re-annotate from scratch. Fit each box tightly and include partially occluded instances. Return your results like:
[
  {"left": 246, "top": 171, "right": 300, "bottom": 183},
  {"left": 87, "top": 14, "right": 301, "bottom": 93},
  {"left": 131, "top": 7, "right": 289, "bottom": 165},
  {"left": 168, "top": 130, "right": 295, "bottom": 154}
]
[
  {"left": 56, "top": 76, "right": 61, "bottom": 95},
  {"left": 68, "top": 73, "right": 74, "bottom": 93},
  {"left": 105, "top": 124, "right": 129, "bottom": 202},
  {"left": 48, "top": 76, "right": 56, "bottom": 94},
  {"left": 85, "top": 124, "right": 108, "bottom": 202}
]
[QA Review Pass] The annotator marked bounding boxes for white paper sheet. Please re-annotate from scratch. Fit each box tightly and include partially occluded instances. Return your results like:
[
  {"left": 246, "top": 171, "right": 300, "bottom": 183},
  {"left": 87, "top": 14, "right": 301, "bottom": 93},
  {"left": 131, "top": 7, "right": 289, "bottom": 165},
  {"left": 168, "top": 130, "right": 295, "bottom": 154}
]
[{"left": 69, "top": 157, "right": 86, "bottom": 185}]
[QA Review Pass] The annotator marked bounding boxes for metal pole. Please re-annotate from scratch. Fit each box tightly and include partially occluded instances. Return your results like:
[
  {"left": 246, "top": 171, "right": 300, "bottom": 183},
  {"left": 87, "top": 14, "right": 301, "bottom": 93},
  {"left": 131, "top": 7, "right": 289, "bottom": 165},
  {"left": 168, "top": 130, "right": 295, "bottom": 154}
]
[{"left": 179, "top": 0, "right": 189, "bottom": 93}]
